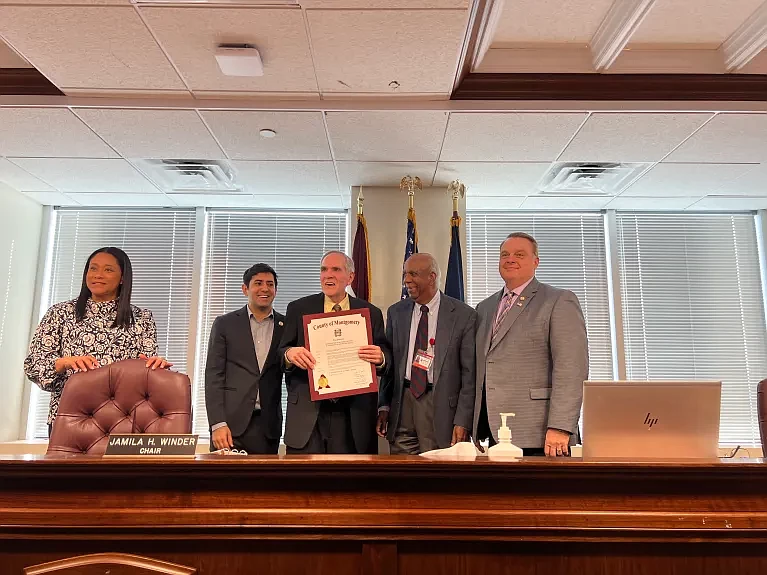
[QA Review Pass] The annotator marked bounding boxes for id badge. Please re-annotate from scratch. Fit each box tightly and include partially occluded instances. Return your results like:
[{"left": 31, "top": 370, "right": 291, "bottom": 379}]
[{"left": 412, "top": 349, "right": 434, "bottom": 371}]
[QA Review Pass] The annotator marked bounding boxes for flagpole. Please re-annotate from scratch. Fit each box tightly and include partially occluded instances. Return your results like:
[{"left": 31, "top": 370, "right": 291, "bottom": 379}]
[
  {"left": 445, "top": 180, "right": 466, "bottom": 301},
  {"left": 351, "top": 187, "right": 371, "bottom": 301},
  {"left": 400, "top": 176, "right": 421, "bottom": 298}
]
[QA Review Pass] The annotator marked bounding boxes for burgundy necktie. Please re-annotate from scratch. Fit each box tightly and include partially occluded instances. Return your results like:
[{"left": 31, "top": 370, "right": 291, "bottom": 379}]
[{"left": 409, "top": 305, "right": 430, "bottom": 398}]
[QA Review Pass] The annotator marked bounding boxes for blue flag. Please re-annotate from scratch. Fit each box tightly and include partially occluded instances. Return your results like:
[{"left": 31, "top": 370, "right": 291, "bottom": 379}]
[
  {"left": 445, "top": 214, "right": 464, "bottom": 301},
  {"left": 401, "top": 207, "right": 418, "bottom": 299}
]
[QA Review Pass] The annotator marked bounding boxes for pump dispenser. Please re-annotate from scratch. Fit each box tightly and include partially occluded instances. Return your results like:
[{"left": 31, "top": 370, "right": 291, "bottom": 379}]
[{"left": 487, "top": 412, "right": 523, "bottom": 459}]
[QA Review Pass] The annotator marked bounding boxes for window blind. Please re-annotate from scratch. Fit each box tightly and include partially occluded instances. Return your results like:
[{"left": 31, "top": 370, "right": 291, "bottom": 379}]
[
  {"left": 194, "top": 211, "right": 348, "bottom": 437},
  {"left": 466, "top": 212, "right": 614, "bottom": 381},
  {"left": 27, "top": 208, "right": 197, "bottom": 439},
  {"left": 616, "top": 213, "right": 767, "bottom": 446}
]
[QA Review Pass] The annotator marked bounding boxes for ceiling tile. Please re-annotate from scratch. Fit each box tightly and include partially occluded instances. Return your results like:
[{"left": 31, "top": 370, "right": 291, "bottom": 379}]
[
  {"left": 141, "top": 7, "right": 317, "bottom": 93},
  {"left": 20, "top": 191, "right": 79, "bottom": 206},
  {"left": 434, "top": 162, "right": 549, "bottom": 195},
  {"left": 201, "top": 111, "right": 331, "bottom": 160},
  {"left": 249, "top": 194, "right": 344, "bottom": 209},
  {"left": 233, "top": 161, "right": 338, "bottom": 195},
  {"left": 301, "top": 1, "right": 468, "bottom": 7},
  {"left": 560, "top": 113, "right": 713, "bottom": 162},
  {"left": 605, "top": 196, "right": 701, "bottom": 210},
  {"left": 0, "top": 6, "right": 186, "bottom": 91},
  {"left": 715, "top": 163, "right": 767, "bottom": 196},
  {"left": 66, "top": 192, "right": 175, "bottom": 207},
  {"left": 686, "top": 196, "right": 767, "bottom": 210},
  {"left": 0, "top": 108, "right": 118, "bottom": 158},
  {"left": 0, "top": 0, "right": 131, "bottom": 4},
  {"left": 9, "top": 158, "right": 160, "bottom": 194},
  {"left": 74, "top": 109, "right": 224, "bottom": 160},
  {"left": 175, "top": 193, "right": 345, "bottom": 209},
  {"left": 440, "top": 113, "right": 587, "bottom": 162},
  {"left": 519, "top": 195, "right": 614, "bottom": 210},
  {"left": 0, "top": 158, "right": 55, "bottom": 191},
  {"left": 630, "top": 0, "right": 764, "bottom": 46},
  {"left": 466, "top": 196, "right": 526, "bottom": 210},
  {"left": 493, "top": 0, "right": 614, "bottom": 44},
  {"left": 621, "top": 163, "right": 757, "bottom": 197},
  {"left": 337, "top": 162, "right": 436, "bottom": 189},
  {"left": 307, "top": 9, "right": 467, "bottom": 94},
  {"left": 170, "top": 194, "right": 256, "bottom": 208},
  {"left": 665, "top": 114, "right": 767, "bottom": 163},
  {"left": 326, "top": 111, "right": 449, "bottom": 161}
]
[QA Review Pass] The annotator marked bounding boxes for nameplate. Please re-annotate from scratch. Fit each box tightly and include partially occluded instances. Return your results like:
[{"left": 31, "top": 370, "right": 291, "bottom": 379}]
[{"left": 104, "top": 434, "right": 199, "bottom": 457}]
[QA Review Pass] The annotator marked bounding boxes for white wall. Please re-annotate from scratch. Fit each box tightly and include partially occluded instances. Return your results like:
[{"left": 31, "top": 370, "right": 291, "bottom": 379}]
[
  {"left": 349, "top": 185, "right": 467, "bottom": 314},
  {"left": 0, "top": 184, "right": 43, "bottom": 441}
]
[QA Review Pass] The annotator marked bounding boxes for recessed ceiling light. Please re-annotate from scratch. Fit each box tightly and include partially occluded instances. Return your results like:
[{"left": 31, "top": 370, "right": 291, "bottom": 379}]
[{"left": 259, "top": 129, "right": 277, "bottom": 138}]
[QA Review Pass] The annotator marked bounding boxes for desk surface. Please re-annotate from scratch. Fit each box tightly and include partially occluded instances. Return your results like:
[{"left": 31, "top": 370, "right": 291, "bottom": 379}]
[{"left": 1, "top": 455, "right": 766, "bottom": 536}]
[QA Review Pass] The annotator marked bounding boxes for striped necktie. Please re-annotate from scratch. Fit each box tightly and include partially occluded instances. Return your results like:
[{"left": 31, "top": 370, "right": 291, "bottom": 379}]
[{"left": 492, "top": 292, "right": 515, "bottom": 338}]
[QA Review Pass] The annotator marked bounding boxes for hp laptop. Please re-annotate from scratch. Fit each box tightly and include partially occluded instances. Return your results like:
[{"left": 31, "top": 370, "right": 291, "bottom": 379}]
[{"left": 582, "top": 381, "right": 721, "bottom": 460}]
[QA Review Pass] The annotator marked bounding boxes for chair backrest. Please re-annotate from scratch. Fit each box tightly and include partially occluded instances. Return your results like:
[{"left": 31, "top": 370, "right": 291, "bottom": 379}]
[
  {"left": 759, "top": 379, "right": 767, "bottom": 455},
  {"left": 47, "top": 359, "right": 192, "bottom": 455}
]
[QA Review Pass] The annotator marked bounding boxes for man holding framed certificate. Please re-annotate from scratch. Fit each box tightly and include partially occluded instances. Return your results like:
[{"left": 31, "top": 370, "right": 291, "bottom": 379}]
[{"left": 279, "top": 251, "right": 391, "bottom": 454}]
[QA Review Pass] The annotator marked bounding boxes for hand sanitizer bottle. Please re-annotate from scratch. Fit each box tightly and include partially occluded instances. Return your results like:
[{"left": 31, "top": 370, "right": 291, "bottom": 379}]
[{"left": 487, "top": 412, "right": 523, "bottom": 460}]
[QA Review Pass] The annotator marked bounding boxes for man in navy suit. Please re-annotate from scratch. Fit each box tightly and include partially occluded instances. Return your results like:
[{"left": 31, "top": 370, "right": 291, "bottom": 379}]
[
  {"left": 279, "top": 251, "right": 391, "bottom": 454},
  {"left": 205, "top": 263, "right": 285, "bottom": 454}
]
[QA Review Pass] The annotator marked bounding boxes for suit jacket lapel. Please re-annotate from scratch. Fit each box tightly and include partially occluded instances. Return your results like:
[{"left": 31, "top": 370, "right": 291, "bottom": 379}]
[
  {"left": 489, "top": 279, "right": 540, "bottom": 353},
  {"left": 483, "top": 290, "right": 504, "bottom": 356},
  {"left": 433, "top": 294, "right": 456, "bottom": 384},
  {"left": 398, "top": 299, "right": 415, "bottom": 382},
  {"left": 238, "top": 306, "right": 260, "bottom": 374},
  {"left": 261, "top": 311, "right": 284, "bottom": 373}
]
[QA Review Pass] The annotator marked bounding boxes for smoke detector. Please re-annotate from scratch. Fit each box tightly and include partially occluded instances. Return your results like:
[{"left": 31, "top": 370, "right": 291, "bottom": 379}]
[
  {"left": 537, "top": 162, "right": 650, "bottom": 195},
  {"left": 139, "top": 159, "right": 246, "bottom": 194},
  {"left": 215, "top": 44, "right": 263, "bottom": 77}
]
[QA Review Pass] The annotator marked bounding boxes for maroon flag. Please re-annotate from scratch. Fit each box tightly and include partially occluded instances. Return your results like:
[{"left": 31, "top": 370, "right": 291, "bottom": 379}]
[{"left": 351, "top": 213, "right": 371, "bottom": 301}]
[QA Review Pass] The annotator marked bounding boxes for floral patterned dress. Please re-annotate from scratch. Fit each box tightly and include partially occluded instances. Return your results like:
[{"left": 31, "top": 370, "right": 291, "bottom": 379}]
[{"left": 24, "top": 298, "right": 158, "bottom": 424}]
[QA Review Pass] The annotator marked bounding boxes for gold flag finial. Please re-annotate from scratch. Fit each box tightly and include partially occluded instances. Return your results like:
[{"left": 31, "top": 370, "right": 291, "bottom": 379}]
[
  {"left": 447, "top": 180, "right": 465, "bottom": 213},
  {"left": 356, "top": 187, "right": 364, "bottom": 216},
  {"left": 400, "top": 175, "right": 422, "bottom": 209}
]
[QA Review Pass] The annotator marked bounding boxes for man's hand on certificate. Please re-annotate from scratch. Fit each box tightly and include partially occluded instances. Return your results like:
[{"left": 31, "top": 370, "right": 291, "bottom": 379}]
[
  {"left": 286, "top": 347, "right": 316, "bottom": 370},
  {"left": 358, "top": 345, "right": 384, "bottom": 366}
]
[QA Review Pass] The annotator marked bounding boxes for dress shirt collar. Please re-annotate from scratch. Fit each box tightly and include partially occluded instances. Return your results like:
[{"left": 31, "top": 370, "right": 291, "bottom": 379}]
[
  {"left": 503, "top": 276, "right": 534, "bottom": 298},
  {"left": 324, "top": 293, "right": 350, "bottom": 312}
]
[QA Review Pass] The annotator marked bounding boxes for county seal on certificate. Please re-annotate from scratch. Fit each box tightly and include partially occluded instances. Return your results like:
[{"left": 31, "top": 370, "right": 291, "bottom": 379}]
[{"left": 302, "top": 308, "right": 378, "bottom": 401}]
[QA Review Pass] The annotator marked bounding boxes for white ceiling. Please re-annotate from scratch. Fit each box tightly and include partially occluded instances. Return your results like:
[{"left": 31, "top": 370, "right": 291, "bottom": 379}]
[
  {"left": 0, "top": 105, "right": 764, "bottom": 211},
  {"left": 0, "top": 0, "right": 766, "bottom": 212},
  {"left": 480, "top": 0, "right": 767, "bottom": 74},
  {"left": 0, "top": 2, "right": 469, "bottom": 98}
]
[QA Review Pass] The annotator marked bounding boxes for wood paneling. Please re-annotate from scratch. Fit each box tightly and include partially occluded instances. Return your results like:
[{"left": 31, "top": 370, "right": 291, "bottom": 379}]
[
  {"left": 1, "top": 455, "right": 767, "bottom": 574},
  {"left": 453, "top": 72, "right": 767, "bottom": 101},
  {"left": 0, "top": 69, "right": 62, "bottom": 95}
]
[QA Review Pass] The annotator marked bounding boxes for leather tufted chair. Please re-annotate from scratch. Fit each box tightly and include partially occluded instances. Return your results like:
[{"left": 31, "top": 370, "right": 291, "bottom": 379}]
[
  {"left": 47, "top": 359, "right": 192, "bottom": 455},
  {"left": 759, "top": 379, "right": 767, "bottom": 456}
]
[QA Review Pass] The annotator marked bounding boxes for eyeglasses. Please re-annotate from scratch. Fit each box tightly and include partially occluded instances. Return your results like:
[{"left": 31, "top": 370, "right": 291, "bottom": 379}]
[
  {"left": 723, "top": 445, "right": 742, "bottom": 458},
  {"left": 212, "top": 448, "right": 248, "bottom": 456}
]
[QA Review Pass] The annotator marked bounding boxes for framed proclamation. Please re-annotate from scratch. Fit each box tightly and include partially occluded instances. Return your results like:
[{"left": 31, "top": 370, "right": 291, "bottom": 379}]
[{"left": 302, "top": 308, "right": 378, "bottom": 402}]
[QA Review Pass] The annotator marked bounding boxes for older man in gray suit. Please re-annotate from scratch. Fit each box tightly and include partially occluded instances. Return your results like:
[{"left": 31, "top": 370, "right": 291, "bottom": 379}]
[
  {"left": 377, "top": 253, "right": 477, "bottom": 454},
  {"left": 473, "top": 232, "right": 588, "bottom": 457}
]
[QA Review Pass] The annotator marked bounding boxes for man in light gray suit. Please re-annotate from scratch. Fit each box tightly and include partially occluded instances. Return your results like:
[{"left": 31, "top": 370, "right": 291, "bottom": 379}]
[
  {"left": 473, "top": 232, "right": 588, "bottom": 457},
  {"left": 377, "top": 253, "right": 477, "bottom": 454}
]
